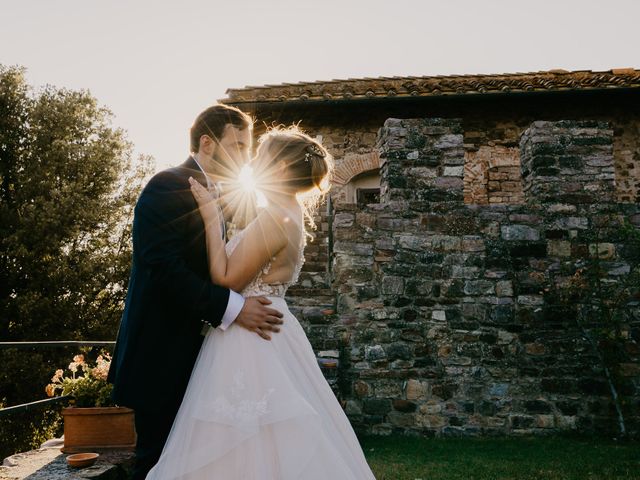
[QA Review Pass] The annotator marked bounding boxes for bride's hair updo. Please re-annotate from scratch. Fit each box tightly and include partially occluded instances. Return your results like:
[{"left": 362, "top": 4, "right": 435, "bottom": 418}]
[
  {"left": 255, "top": 125, "right": 334, "bottom": 232},
  {"left": 256, "top": 125, "right": 332, "bottom": 193}
]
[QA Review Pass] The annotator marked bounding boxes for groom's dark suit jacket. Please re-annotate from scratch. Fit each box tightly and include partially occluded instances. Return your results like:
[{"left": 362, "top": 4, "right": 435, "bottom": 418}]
[{"left": 107, "top": 157, "right": 230, "bottom": 412}]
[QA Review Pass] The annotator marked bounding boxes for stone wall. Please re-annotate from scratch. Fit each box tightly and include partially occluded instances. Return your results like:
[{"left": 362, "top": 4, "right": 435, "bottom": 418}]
[
  {"left": 328, "top": 118, "right": 640, "bottom": 438},
  {"left": 612, "top": 114, "right": 640, "bottom": 203},
  {"left": 241, "top": 94, "right": 640, "bottom": 436},
  {"left": 264, "top": 101, "right": 640, "bottom": 348},
  {"left": 520, "top": 120, "right": 615, "bottom": 204}
]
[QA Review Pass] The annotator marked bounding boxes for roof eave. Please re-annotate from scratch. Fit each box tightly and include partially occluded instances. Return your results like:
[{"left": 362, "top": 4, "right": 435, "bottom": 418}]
[{"left": 220, "top": 84, "right": 640, "bottom": 108}]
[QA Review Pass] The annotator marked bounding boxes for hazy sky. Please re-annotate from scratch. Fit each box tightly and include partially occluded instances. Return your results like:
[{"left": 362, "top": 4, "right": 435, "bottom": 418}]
[{"left": 2, "top": 0, "right": 639, "bottom": 169}]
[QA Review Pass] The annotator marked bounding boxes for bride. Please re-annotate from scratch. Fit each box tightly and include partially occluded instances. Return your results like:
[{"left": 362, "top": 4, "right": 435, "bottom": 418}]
[{"left": 146, "top": 126, "right": 377, "bottom": 479}]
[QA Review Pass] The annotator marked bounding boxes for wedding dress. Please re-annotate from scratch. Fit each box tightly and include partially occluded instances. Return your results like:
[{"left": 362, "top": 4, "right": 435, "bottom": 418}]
[{"left": 146, "top": 226, "right": 377, "bottom": 479}]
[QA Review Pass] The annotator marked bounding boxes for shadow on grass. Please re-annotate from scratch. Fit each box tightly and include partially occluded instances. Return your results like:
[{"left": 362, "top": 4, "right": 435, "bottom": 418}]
[{"left": 359, "top": 432, "right": 640, "bottom": 480}]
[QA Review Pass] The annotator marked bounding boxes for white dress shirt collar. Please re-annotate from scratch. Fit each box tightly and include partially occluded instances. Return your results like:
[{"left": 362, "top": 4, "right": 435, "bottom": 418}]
[{"left": 190, "top": 154, "right": 213, "bottom": 190}]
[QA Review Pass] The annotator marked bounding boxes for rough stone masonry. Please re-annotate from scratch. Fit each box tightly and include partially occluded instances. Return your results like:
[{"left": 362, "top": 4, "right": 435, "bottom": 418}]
[{"left": 326, "top": 118, "right": 640, "bottom": 438}]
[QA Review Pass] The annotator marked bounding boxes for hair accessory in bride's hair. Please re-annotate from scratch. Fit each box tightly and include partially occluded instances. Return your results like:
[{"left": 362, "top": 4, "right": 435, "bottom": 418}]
[{"left": 304, "top": 143, "right": 324, "bottom": 162}]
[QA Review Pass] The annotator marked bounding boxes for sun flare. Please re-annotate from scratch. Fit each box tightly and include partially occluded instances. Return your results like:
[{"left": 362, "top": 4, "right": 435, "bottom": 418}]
[
  {"left": 236, "top": 164, "right": 268, "bottom": 208},
  {"left": 238, "top": 164, "right": 257, "bottom": 192}
]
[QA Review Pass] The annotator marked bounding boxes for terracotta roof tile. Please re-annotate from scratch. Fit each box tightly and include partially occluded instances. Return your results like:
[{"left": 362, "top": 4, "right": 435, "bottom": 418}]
[{"left": 221, "top": 68, "right": 640, "bottom": 105}]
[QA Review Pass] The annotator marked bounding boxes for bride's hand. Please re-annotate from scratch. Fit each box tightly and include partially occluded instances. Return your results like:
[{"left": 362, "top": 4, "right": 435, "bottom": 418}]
[{"left": 188, "top": 177, "right": 220, "bottom": 225}]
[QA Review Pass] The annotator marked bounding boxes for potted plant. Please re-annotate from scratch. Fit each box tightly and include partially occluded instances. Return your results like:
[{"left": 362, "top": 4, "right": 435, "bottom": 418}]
[{"left": 46, "top": 352, "right": 136, "bottom": 453}]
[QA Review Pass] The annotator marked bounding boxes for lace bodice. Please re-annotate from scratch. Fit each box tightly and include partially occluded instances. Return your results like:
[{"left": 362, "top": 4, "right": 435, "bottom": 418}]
[{"left": 225, "top": 225, "right": 306, "bottom": 297}]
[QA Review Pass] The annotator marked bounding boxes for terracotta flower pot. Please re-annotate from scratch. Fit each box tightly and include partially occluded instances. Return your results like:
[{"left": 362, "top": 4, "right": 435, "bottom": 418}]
[{"left": 61, "top": 406, "right": 136, "bottom": 453}]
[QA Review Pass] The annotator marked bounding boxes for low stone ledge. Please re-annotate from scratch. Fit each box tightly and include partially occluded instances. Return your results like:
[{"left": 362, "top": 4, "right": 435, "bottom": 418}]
[{"left": 1, "top": 438, "right": 134, "bottom": 480}]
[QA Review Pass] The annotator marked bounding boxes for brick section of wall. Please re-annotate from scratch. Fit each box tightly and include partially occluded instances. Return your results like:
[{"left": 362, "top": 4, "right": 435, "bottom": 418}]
[
  {"left": 308, "top": 128, "right": 380, "bottom": 204},
  {"left": 487, "top": 146, "right": 523, "bottom": 205},
  {"left": 464, "top": 146, "right": 523, "bottom": 205},
  {"left": 329, "top": 118, "right": 640, "bottom": 438},
  {"left": 463, "top": 149, "right": 489, "bottom": 204},
  {"left": 333, "top": 151, "right": 380, "bottom": 186}
]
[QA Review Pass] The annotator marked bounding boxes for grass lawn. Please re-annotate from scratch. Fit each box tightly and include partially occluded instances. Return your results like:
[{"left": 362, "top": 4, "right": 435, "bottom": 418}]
[{"left": 359, "top": 433, "right": 640, "bottom": 480}]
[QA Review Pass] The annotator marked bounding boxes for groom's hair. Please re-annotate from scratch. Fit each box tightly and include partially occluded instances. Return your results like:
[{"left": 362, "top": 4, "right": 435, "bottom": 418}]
[{"left": 190, "top": 104, "right": 253, "bottom": 152}]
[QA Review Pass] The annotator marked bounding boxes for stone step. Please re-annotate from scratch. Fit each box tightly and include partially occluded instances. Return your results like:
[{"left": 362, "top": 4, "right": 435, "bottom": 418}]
[
  {"left": 296, "top": 270, "right": 328, "bottom": 280},
  {"left": 287, "top": 287, "right": 333, "bottom": 298},
  {"left": 287, "top": 299, "right": 335, "bottom": 308},
  {"left": 1, "top": 441, "right": 134, "bottom": 480},
  {"left": 300, "top": 263, "right": 328, "bottom": 273}
]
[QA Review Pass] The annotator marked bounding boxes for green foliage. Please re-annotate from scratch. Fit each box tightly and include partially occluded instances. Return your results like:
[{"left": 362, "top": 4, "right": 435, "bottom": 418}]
[
  {"left": 0, "top": 64, "right": 154, "bottom": 459},
  {"left": 66, "top": 376, "right": 114, "bottom": 408},
  {"left": 0, "top": 64, "right": 154, "bottom": 342},
  {"left": 46, "top": 352, "right": 114, "bottom": 408},
  {"left": 0, "top": 403, "right": 62, "bottom": 462}
]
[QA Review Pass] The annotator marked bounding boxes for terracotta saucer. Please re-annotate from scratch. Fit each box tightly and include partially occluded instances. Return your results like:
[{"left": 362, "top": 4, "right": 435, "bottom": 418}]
[{"left": 66, "top": 452, "right": 99, "bottom": 468}]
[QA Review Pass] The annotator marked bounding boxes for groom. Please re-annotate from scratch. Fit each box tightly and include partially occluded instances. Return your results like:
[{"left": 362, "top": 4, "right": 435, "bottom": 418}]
[{"left": 107, "top": 104, "right": 284, "bottom": 479}]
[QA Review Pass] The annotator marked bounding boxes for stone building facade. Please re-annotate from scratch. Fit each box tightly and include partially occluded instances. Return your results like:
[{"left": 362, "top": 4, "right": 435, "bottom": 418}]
[{"left": 222, "top": 69, "right": 640, "bottom": 438}]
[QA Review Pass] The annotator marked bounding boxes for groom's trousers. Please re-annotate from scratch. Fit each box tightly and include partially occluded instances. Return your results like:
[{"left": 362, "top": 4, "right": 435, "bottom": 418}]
[{"left": 132, "top": 405, "right": 180, "bottom": 479}]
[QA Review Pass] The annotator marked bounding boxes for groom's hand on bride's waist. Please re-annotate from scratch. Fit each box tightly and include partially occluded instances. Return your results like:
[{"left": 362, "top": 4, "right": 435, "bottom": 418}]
[{"left": 236, "top": 297, "right": 284, "bottom": 341}]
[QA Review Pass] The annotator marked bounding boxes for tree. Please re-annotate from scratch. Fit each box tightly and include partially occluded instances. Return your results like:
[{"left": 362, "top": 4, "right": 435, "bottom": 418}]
[{"left": 0, "top": 64, "right": 154, "bottom": 457}]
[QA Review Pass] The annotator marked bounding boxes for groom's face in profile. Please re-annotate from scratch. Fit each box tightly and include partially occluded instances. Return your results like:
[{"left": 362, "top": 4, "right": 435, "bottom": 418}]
[{"left": 208, "top": 124, "right": 251, "bottom": 174}]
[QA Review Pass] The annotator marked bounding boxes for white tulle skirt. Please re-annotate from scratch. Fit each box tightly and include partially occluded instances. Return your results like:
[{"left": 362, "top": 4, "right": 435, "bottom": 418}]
[{"left": 146, "top": 296, "right": 376, "bottom": 479}]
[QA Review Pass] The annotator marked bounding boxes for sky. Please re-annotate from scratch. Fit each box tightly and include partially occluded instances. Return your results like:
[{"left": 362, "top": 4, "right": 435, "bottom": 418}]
[{"left": 2, "top": 0, "right": 639, "bottom": 169}]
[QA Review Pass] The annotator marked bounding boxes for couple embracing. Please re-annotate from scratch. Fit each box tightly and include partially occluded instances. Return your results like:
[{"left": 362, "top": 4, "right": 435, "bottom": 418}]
[{"left": 107, "top": 104, "right": 377, "bottom": 479}]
